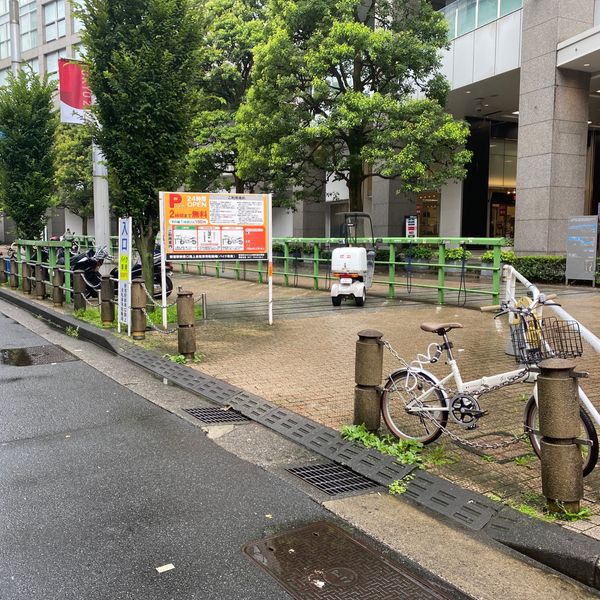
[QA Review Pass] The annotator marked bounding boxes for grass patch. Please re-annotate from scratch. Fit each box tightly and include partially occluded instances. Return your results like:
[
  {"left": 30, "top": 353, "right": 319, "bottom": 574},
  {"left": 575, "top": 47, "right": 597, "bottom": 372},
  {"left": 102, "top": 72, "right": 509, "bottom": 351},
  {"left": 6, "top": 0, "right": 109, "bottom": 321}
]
[{"left": 74, "top": 307, "right": 106, "bottom": 329}]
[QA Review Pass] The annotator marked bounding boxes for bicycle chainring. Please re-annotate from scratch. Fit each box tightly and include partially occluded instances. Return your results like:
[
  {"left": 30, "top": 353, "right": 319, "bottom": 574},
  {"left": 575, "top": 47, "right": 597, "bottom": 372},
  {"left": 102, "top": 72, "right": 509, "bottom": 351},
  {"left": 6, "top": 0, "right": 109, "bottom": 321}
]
[{"left": 450, "top": 394, "right": 485, "bottom": 428}]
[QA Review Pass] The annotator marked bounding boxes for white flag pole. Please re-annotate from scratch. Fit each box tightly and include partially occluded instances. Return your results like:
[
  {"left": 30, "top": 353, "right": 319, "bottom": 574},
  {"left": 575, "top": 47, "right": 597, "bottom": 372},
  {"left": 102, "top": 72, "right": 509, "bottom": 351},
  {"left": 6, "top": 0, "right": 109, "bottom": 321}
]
[
  {"left": 159, "top": 192, "right": 168, "bottom": 329},
  {"left": 268, "top": 193, "right": 273, "bottom": 326}
]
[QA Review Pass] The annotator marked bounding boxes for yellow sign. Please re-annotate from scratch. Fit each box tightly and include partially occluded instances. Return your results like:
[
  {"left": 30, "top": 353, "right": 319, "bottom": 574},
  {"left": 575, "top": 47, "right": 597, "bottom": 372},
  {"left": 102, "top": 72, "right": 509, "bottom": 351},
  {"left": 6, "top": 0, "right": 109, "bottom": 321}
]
[{"left": 119, "top": 254, "right": 129, "bottom": 282}]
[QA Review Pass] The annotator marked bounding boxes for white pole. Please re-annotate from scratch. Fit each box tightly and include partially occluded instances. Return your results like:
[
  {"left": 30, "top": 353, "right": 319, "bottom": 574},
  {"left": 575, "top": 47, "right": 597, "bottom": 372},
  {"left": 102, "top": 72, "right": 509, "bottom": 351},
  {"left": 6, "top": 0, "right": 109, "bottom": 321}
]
[
  {"left": 268, "top": 193, "right": 273, "bottom": 325},
  {"left": 93, "top": 143, "right": 111, "bottom": 273},
  {"left": 159, "top": 192, "right": 168, "bottom": 329},
  {"left": 9, "top": 0, "right": 20, "bottom": 75}
]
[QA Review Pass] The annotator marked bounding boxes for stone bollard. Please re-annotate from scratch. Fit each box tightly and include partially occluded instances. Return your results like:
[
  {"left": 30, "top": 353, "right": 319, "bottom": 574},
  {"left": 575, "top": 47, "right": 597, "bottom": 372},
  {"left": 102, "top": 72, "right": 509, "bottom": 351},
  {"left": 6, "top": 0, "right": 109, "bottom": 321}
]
[
  {"left": 9, "top": 258, "right": 18, "bottom": 289},
  {"left": 52, "top": 269, "right": 64, "bottom": 308},
  {"left": 100, "top": 275, "right": 115, "bottom": 326},
  {"left": 354, "top": 329, "right": 384, "bottom": 431},
  {"left": 538, "top": 358, "right": 583, "bottom": 514},
  {"left": 177, "top": 289, "right": 196, "bottom": 359},
  {"left": 22, "top": 262, "right": 31, "bottom": 294},
  {"left": 130, "top": 278, "right": 147, "bottom": 340},
  {"left": 0, "top": 258, "right": 6, "bottom": 285},
  {"left": 35, "top": 264, "right": 46, "bottom": 299},
  {"left": 73, "top": 270, "right": 86, "bottom": 311}
]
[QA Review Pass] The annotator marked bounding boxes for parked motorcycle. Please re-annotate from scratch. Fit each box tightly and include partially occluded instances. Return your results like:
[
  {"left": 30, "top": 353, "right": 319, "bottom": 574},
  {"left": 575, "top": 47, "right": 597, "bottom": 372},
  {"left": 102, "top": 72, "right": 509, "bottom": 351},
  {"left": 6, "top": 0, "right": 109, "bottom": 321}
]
[
  {"left": 68, "top": 247, "right": 110, "bottom": 298},
  {"left": 109, "top": 250, "right": 173, "bottom": 300}
]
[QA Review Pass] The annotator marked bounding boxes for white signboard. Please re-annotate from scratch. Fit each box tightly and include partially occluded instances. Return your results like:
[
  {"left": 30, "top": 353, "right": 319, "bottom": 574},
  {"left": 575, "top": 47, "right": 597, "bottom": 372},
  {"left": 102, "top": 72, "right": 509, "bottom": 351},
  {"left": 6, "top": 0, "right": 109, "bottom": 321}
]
[{"left": 117, "top": 217, "right": 132, "bottom": 335}]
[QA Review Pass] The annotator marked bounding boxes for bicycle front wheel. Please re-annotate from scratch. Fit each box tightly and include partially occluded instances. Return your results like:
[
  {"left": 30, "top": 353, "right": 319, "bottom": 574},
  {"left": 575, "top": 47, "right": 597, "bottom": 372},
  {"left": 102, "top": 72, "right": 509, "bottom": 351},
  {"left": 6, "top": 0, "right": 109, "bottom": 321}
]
[
  {"left": 524, "top": 396, "right": 599, "bottom": 477},
  {"left": 381, "top": 369, "right": 448, "bottom": 444}
]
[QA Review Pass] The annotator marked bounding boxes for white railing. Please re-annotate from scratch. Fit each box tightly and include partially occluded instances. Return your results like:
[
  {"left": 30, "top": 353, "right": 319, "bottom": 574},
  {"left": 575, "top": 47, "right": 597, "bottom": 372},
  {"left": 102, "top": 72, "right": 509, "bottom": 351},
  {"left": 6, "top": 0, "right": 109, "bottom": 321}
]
[{"left": 440, "top": 0, "right": 522, "bottom": 41}]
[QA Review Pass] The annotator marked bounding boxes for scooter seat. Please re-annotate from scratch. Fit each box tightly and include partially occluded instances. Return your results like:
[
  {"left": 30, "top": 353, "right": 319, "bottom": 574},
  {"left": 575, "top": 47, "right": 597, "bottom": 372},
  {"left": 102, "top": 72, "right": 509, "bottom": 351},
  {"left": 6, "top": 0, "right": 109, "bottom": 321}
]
[{"left": 420, "top": 322, "right": 463, "bottom": 335}]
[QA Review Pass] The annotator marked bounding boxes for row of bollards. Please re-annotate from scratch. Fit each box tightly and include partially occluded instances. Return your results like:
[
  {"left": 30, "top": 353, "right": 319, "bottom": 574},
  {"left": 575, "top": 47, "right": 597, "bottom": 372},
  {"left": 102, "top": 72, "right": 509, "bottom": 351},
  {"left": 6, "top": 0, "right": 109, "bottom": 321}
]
[{"left": 353, "top": 330, "right": 584, "bottom": 514}]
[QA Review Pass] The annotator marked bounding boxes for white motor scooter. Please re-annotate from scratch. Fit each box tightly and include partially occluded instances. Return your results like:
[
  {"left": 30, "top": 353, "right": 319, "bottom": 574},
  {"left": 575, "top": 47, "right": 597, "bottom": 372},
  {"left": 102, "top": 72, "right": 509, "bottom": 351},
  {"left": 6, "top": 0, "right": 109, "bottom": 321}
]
[{"left": 331, "top": 212, "right": 377, "bottom": 307}]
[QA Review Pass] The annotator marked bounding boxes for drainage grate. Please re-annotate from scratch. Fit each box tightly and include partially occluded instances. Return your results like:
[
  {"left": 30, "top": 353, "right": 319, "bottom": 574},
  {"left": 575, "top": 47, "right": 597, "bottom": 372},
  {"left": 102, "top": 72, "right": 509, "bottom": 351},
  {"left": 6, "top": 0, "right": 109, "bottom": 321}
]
[
  {"left": 0, "top": 345, "right": 78, "bottom": 367},
  {"left": 287, "top": 462, "right": 379, "bottom": 496},
  {"left": 243, "top": 522, "right": 456, "bottom": 599},
  {"left": 183, "top": 406, "right": 249, "bottom": 424}
]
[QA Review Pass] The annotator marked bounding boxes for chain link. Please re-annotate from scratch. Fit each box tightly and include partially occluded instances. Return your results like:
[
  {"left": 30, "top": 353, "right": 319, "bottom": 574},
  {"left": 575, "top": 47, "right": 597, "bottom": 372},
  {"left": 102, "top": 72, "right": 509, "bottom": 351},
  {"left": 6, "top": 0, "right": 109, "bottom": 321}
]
[
  {"left": 382, "top": 340, "right": 530, "bottom": 450},
  {"left": 141, "top": 282, "right": 177, "bottom": 309},
  {"left": 142, "top": 307, "right": 178, "bottom": 334}
]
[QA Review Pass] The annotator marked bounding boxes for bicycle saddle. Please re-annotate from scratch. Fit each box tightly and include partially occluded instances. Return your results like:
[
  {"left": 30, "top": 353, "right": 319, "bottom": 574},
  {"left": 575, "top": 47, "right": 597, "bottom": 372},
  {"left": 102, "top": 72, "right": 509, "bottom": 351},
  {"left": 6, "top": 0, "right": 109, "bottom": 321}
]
[{"left": 420, "top": 322, "right": 463, "bottom": 334}]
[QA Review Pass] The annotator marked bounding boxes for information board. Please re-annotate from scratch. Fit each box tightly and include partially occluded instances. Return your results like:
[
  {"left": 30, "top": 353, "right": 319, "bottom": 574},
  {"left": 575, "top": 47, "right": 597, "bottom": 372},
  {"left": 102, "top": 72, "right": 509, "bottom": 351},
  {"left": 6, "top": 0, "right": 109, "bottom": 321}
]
[
  {"left": 161, "top": 192, "right": 269, "bottom": 261},
  {"left": 566, "top": 216, "right": 598, "bottom": 283},
  {"left": 117, "top": 217, "right": 132, "bottom": 334},
  {"left": 405, "top": 216, "right": 418, "bottom": 238}
]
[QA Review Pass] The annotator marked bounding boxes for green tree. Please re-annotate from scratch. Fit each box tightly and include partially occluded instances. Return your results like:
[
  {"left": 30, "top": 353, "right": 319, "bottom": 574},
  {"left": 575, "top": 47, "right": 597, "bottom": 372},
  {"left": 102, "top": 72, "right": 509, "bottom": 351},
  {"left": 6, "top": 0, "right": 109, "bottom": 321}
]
[
  {"left": 78, "top": 0, "right": 203, "bottom": 289},
  {"left": 0, "top": 69, "right": 56, "bottom": 239},
  {"left": 237, "top": 0, "right": 471, "bottom": 211},
  {"left": 187, "top": 0, "right": 266, "bottom": 194},
  {"left": 54, "top": 124, "right": 94, "bottom": 235}
]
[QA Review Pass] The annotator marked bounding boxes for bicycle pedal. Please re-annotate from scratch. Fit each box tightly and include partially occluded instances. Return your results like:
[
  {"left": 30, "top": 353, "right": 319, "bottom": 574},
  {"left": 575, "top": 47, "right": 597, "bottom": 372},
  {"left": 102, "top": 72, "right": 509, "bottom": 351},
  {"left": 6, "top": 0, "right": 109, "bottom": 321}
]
[{"left": 466, "top": 423, "right": 478, "bottom": 430}]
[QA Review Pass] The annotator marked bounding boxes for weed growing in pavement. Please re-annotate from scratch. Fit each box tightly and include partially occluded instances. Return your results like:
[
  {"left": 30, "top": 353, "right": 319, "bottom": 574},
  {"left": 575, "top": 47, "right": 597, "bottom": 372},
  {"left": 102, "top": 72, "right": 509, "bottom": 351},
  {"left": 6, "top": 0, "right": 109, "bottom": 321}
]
[
  {"left": 551, "top": 503, "right": 592, "bottom": 522},
  {"left": 513, "top": 454, "right": 537, "bottom": 467},
  {"left": 341, "top": 424, "right": 424, "bottom": 466},
  {"left": 389, "top": 474, "right": 415, "bottom": 496},
  {"left": 421, "top": 444, "right": 458, "bottom": 469},
  {"left": 164, "top": 353, "right": 187, "bottom": 364},
  {"left": 481, "top": 454, "right": 496, "bottom": 463},
  {"left": 65, "top": 325, "right": 79, "bottom": 338}
]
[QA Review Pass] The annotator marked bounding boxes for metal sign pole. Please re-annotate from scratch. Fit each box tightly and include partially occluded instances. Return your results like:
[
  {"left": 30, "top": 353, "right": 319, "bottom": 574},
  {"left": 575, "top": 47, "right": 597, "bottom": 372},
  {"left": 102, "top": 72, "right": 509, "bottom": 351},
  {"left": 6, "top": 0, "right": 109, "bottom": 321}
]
[
  {"left": 159, "top": 192, "right": 168, "bottom": 329},
  {"left": 268, "top": 193, "right": 273, "bottom": 326}
]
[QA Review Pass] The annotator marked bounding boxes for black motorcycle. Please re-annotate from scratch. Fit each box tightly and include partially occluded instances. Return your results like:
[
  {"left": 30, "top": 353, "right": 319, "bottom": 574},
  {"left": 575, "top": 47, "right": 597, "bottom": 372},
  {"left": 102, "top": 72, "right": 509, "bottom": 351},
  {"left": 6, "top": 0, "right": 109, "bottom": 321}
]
[{"left": 109, "top": 251, "right": 174, "bottom": 299}]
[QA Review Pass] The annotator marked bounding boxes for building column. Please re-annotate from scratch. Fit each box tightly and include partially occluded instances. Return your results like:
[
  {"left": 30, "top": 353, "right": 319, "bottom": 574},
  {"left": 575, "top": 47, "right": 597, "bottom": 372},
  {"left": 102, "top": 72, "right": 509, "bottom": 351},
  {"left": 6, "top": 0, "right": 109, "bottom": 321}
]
[
  {"left": 439, "top": 180, "right": 463, "bottom": 237},
  {"left": 515, "top": 0, "right": 594, "bottom": 254}
]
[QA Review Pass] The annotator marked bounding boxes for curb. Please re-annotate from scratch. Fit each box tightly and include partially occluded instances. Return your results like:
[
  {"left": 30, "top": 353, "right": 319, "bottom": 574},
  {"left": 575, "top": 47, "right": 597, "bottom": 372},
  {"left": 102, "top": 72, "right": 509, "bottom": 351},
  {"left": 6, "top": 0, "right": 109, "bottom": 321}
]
[{"left": 1, "top": 287, "right": 599, "bottom": 590}]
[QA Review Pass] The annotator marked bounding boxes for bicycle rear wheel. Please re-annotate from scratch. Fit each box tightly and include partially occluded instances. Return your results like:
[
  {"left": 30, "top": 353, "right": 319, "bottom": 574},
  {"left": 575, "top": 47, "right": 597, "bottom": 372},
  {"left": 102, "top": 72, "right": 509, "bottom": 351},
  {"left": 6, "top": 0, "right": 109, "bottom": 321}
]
[
  {"left": 524, "top": 396, "right": 598, "bottom": 477},
  {"left": 381, "top": 369, "right": 448, "bottom": 444}
]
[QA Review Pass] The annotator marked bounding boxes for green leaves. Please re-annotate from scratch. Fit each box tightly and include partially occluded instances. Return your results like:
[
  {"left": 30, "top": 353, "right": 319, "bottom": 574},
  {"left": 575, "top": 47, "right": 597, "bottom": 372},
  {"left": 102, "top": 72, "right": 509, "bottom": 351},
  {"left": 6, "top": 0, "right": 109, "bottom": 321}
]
[{"left": 0, "top": 70, "right": 57, "bottom": 240}]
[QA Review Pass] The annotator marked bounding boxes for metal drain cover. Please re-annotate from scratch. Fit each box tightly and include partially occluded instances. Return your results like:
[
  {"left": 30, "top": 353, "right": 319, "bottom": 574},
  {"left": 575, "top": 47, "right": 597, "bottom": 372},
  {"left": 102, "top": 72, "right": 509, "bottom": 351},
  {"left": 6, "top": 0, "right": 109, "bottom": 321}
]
[
  {"left": 287, "top": 463, "right": 379, "bottom": 496},
  {"left": 0, "top": 345, "right": 78, "bottom": 367},
  {"left": 183, "top": 406, "right": 249, "bottom": 424},
  {"left": 243, "top": 522, "right": 454, "bottom": 599}
]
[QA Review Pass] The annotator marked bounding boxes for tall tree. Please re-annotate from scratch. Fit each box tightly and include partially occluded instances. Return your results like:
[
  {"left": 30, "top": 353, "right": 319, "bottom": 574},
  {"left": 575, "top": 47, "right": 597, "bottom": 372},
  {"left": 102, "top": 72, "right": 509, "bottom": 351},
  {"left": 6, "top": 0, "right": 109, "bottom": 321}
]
[
  {"left": 237, "top": 0, "right": 471, "bottom": 211},
  {"left": 187, "top": 0, "right": 266, "bottom": 194},
  {"left": 54, "top": 124, "right": 94, "bottom": 235},
  {"left": 78, "top": 0, "right": 203, "bottom": 289},
  {"left": 0, "top": 70, "right": 56, "bottom": 240}
]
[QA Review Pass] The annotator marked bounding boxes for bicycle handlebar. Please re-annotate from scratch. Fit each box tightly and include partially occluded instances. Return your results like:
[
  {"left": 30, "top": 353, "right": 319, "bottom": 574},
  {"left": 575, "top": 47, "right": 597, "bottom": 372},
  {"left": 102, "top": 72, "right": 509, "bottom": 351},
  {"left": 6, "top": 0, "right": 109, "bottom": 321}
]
[{"left": 480, "top": 293, "right": 558, "bottom": 314}]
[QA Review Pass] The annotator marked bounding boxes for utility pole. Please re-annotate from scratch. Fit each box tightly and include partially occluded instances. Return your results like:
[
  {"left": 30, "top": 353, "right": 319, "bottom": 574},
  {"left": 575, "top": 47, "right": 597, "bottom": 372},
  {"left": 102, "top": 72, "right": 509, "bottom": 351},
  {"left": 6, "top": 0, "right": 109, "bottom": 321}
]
[
  {"left": 9, "top": 0, "right": 20, "bottom": 74},
  {"left": 92, "top": 142, "right": 111, "bottom": 272}
]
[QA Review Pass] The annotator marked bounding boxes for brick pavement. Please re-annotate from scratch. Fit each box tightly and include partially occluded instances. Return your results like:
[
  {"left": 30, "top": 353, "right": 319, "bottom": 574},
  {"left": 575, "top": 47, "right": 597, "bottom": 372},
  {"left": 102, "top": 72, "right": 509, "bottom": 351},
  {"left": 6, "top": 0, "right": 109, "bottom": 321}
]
[{"left": 149, "top": 273, "right": 600, "bottom": 538}]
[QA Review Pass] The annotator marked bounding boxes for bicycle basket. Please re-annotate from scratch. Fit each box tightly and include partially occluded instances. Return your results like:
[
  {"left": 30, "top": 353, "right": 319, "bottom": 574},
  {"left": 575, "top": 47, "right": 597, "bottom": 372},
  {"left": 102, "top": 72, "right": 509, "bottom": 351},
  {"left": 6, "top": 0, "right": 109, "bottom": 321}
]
[{"left": 511, "top": 316, "right": 583, "bottom": 365}]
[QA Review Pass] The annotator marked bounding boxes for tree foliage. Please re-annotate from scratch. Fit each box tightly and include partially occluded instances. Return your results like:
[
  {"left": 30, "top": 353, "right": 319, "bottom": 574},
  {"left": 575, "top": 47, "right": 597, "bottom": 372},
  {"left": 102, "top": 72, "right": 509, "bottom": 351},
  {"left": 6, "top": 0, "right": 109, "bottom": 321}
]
[
  {"left": 237, "top": 0, "right": 471, "bottom": 211},
  {"left": 187, "top": 0, "right": 266, "bottom": 194},
  {"left": 0, "top": 70, "right": 57, "bottom": 239},
  {"left": 54, "top": 124, "right": 94, "bottom": 235},
  {"left": 78, "top": 0, "right": 203, "bottom": 286}
]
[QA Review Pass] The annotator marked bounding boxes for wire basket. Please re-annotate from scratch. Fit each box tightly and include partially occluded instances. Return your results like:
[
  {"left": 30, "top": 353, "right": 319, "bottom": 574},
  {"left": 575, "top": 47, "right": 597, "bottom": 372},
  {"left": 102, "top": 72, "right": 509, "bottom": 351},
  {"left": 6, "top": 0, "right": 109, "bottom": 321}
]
[{"left": 511, "top": 316, "right": 583, "bottom": 365}]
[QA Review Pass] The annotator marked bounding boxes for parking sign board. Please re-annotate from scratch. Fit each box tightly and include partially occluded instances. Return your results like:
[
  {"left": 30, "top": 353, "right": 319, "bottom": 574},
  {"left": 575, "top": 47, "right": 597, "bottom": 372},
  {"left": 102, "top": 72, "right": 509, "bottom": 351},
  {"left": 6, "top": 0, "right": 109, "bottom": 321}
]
[{"left": 118, "top": 217, "right": 132, "bottom": 334}]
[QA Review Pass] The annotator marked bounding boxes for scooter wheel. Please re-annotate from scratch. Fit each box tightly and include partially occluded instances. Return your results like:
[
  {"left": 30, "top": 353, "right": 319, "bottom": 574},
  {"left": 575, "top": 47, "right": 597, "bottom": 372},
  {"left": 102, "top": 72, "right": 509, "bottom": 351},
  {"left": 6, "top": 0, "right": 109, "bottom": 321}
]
[
  {"left": 332, "top": 296, "right": 342, "bottom": 307},
  {"left": 355, "top": 289, "right": 366, "bottom": 307}
]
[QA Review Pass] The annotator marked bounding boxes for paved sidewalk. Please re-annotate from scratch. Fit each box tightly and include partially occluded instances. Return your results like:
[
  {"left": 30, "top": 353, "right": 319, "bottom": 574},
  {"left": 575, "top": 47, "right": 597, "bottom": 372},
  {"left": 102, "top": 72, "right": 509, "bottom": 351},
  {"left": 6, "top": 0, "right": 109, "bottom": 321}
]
[{"left": 148, "top": 274, "right": 600, "bottom": 537}]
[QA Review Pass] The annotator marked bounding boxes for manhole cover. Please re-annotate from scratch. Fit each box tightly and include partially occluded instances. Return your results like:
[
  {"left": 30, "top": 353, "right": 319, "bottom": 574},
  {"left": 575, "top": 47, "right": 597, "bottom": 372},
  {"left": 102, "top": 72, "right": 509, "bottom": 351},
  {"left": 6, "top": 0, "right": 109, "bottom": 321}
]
[
  {"left": 0, "top": 345, "right": 78, "bottom": 367},
  {"left": 287, "top": 463, "right": 379, "bottom": 496},
  {"left": 243, "top": 522, "right": 454, "bottom": 599},
  {"left": 183, "top": 407, "right": 249, "bottom": 424}
]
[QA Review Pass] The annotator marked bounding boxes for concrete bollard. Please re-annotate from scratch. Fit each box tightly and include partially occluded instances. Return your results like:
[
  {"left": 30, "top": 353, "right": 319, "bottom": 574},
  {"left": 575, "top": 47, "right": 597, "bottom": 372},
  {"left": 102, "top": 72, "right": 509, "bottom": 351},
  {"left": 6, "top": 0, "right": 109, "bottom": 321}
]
[
  {"left": 100, "top": 275, "right": 115, "bottom": 326},
  {"left": 538, "top": 358, "right": 583, "bottom": 514},
  {"left": 9, "top": 258, "right": 18, "bottom": 289},
  {"left": 22, "top": 262, "right": 31, "bottom": 294},
  {"left": 73, "top": 270, "right": 86, "bottom": 311},
  {"left": 52, "top": 269, "right": 64, "bottom": 307},
  {"left": 177, "top": 289, "right": 196, "bottom": 359},
  {"left": 35, "top": 264, "right": 46, "bottom": 299},
  {"left": 130, "top": 278, "right": 147, "bottom": 340},
  {"left": 354, "top": 329, "right": 384, "bottom": 431}
]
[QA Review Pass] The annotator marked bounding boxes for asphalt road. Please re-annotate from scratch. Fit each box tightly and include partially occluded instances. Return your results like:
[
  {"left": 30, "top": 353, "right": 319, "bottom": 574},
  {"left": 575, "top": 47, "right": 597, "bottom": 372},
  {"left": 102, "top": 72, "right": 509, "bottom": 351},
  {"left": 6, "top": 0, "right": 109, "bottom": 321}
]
[{"left": 0, "top": 310, "right": 331, "bottom": 600}]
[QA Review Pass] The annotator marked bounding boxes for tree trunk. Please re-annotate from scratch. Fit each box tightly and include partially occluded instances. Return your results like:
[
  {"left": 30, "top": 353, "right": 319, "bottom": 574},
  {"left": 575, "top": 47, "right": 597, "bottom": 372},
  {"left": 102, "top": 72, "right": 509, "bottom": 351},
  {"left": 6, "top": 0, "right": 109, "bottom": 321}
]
[
  {"left": 348, "top": 160, "right": 363, "bottom": 212},
  {"left": 82, "top": 216, "right": 88, "bottom": 236},
  {"left": 134, "top": 224, "right": 156, "bottom": 306},
  {"left": 234, "top": 173, "right": 245, "bottom": 194}
]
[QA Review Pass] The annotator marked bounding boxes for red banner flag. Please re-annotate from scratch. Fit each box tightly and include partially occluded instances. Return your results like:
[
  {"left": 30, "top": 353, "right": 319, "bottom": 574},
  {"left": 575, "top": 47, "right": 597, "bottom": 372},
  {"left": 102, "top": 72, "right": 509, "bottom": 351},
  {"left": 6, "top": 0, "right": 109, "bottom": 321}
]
[{"left": 58, "top": 59, "right": 92, "bottom": 124}]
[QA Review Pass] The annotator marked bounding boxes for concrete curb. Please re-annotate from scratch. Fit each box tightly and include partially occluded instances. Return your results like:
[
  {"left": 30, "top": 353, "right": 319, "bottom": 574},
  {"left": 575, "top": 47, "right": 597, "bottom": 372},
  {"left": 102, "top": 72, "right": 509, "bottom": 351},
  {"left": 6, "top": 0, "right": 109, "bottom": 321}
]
[{"left": 1, "top": 287, "right": 599, "bottom": 590}]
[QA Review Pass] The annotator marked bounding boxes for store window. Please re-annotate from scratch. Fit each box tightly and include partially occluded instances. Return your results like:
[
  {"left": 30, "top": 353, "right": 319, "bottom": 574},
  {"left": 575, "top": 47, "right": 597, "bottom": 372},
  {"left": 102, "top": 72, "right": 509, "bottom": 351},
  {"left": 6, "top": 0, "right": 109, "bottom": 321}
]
[
  {"left": 489, "top": 137, "right": 517, "bottom": 239},
  {"left": 44, "top": 0, "right": 66, "bottom": 42},
  {"left": 416, "top": 192, "right": 440, "bottom": 236},
  {"left": 20, "top": 1, "right": 37, "bottom": 52}
]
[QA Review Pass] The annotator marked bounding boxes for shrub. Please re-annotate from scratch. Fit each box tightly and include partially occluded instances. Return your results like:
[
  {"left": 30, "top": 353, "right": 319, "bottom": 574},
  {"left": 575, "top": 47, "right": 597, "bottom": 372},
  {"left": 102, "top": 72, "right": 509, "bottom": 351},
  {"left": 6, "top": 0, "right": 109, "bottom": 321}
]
[
  {"left": 481, "top": 249, "right": 516, "bottom": 264},
  {"left": 403, "top": 244, "right": 433, "bottom": 260},
  {"left": 512, "top": 256, "right": 565, "bottom": 283},
  {"left": 445, "top": 247, "right": 472, "bottom": 261}
]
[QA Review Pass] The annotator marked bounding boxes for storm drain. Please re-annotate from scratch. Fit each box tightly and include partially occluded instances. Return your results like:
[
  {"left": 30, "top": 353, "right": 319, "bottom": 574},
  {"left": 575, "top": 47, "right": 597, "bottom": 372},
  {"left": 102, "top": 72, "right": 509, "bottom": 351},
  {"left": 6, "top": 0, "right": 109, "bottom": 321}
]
[
  {"left": 243, "top": 522, "right": 456, "bottom": 599},
  {"left": 287, "top": 462, "right": 379, "bottom": 496},
  {"left": 0, "top": 345, "right": 78, "bottom": 367},
  {"left": 183, "top": 406, "right": 249, "bottom": 424}
]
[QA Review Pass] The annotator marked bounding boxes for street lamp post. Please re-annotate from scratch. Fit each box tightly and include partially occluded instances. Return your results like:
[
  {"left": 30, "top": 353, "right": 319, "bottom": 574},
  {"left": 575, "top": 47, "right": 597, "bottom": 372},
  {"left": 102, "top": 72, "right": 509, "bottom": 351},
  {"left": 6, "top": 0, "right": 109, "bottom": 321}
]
[{"left": 9, "top": 0, "right": 20, "bottom": 75}]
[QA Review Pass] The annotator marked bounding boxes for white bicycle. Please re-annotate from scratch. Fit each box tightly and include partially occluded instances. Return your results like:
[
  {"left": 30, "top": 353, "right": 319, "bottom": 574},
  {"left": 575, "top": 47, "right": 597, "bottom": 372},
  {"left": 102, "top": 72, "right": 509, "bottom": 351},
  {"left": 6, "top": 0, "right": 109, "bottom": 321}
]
[{"left": 380, "top": 294, "right": 599, "bottom": 476}]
